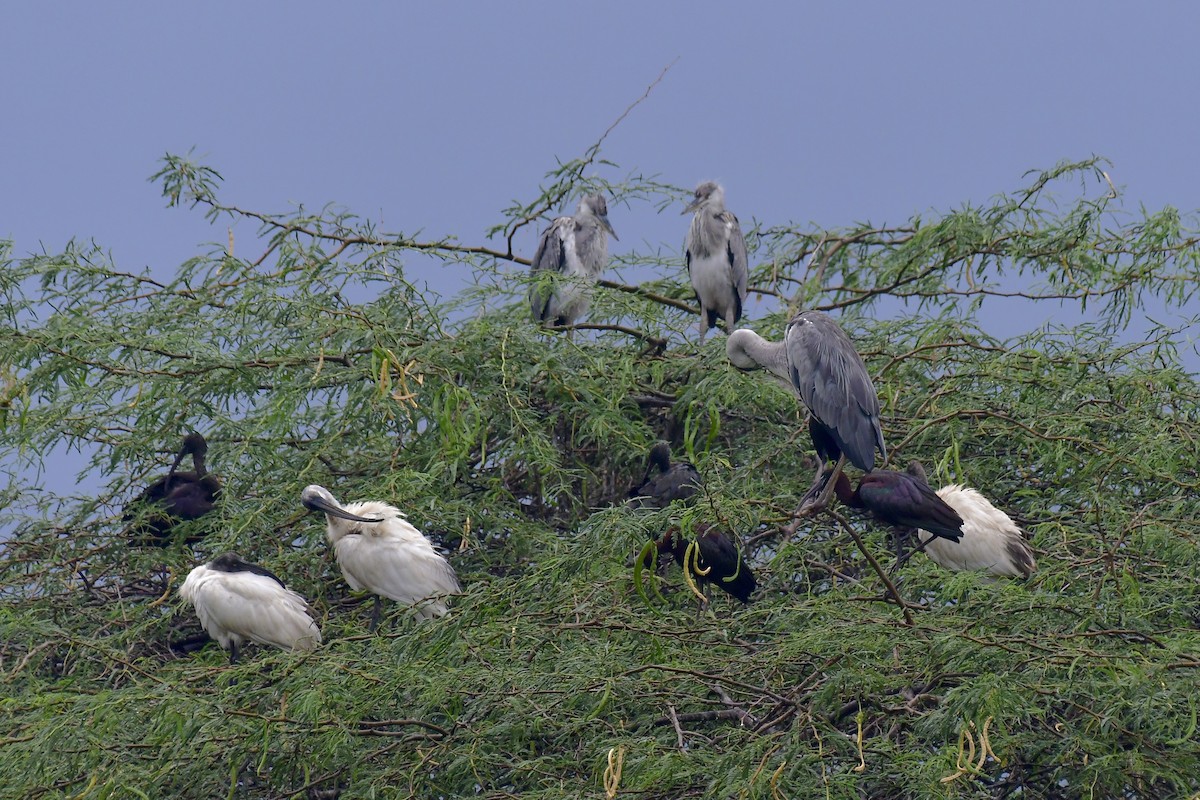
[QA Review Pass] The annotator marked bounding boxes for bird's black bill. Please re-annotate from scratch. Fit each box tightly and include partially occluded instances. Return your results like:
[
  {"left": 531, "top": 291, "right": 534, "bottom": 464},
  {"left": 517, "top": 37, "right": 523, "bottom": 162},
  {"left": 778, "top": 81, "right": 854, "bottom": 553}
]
[{"left": 303, "top": 496, "right": 384, "bottom": 523}]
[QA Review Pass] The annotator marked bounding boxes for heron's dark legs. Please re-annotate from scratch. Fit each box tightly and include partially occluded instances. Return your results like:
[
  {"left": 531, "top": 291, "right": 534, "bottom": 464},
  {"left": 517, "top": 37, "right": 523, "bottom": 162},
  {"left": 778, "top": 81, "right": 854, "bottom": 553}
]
[
  {"left": 229, "top": 641, "right": 240, "bottom": 665},
  {"left": 369, "top": 596, "right": 384, "bottom": 632},
  {"left": 798, "top": 454, "right": 847, "bottom": 516}
]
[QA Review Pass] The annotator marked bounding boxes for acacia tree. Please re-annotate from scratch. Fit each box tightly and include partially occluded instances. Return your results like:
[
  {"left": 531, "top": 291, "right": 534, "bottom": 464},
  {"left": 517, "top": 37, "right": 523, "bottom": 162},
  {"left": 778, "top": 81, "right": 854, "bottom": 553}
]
[{"left": 1, "top": 145, "right": 1199, "bottom": 799}]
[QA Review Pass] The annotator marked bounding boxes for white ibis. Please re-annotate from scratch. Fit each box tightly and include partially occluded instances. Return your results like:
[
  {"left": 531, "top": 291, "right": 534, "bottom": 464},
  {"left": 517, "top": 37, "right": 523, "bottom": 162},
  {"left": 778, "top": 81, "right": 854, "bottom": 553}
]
[
  {"left": 301, "top": 485, "right": 460, "bottom": 627},
  {"left": 178, "top": 552, "right": 322, "bottom": 663}
]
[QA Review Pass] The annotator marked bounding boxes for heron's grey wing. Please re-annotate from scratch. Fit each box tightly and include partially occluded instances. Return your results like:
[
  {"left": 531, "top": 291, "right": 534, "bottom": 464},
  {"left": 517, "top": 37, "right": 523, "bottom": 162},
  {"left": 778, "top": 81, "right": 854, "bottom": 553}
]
[
  {"left": 785, "top": 311, "right": 885, "bottom": 470},
  {"left": 531, "top": 218, "right": 570, "bottom": 276},
  {"left": 530, "top": 218, "right": 570, "bottom": 321},
  {"left": 723, "top": 211, "right": 749, "bottom": 315}
]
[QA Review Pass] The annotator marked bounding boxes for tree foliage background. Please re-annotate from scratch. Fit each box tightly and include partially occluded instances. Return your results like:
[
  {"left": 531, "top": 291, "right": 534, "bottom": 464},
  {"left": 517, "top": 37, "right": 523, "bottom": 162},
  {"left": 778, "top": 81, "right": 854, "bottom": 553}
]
[{"left": 2, "top": 139, "right": 1199, "bottom": 800}]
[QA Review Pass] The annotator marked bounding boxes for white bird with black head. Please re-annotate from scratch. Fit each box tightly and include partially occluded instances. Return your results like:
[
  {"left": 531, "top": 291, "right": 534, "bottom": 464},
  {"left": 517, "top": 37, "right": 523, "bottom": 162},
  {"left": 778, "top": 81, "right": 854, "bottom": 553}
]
[
  {"left": 301, "top": 485, "right": 460, "bottom": 628},
  {"left": 727, "top": 312, "right": 886, "bottom": 514},
  {"left": 529, "top": 193, "right": 618, "bottom": 328},
  {"left": 178, "top": 552, "right": 322, "bottom": 664},
  {"left": 683, "top": 181, "right": 748, "bottom": 342}
]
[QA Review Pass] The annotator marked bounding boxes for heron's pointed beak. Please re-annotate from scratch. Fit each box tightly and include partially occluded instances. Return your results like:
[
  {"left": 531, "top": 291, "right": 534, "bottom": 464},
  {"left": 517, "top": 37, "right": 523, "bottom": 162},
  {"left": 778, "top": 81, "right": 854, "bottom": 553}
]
[
  {"left": 682, "top": 198, "right": 701, "bottom": 215},
  {"left": 600, "top": 215, "right": 618, "bottom": 242},
  {"left": 302, "top": 495, "right": 384, "bottom": 523}
]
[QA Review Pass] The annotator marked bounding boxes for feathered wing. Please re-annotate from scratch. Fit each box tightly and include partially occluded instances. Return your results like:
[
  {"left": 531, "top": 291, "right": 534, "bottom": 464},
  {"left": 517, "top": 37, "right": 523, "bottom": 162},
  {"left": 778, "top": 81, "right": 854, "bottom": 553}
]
[
  {"left": 529, "top": 217, "right": 571, "bottom": 323},
  {"left": 784, "top": 311, "right": 885, "bottom": 471},
  {"left": 695, "top": 529, "right": 756, "bottom": 602},
  {"left": 334, "top": 520, "right": 460, "bottom": 619},
  {"left": 856, "top": 472, "right": 964, "bottom": 543},
  {"left": 922, "top": 485, "right": 1036, "bottom": 577},
  {"left": 723, "top": 211, "right": 749, "bottom": 324},
  {"left": 181, "top": 567, "right": 321, "bottom": 652}
]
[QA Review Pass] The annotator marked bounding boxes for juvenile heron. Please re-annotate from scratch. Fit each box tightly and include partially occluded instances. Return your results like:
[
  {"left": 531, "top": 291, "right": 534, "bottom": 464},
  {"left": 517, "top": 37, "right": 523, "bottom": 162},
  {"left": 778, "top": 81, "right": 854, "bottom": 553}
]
[
  {"left": 301, "top": 485, "right": 460, "bottom": 626},
  {"left": 647, "top": 523, "right": 756, "bottom": 605},
  {"left": 529, "top": 193, "right": 617, "bottom": 328},
  {"left": 726, "top": 313, "right": 886, "bottom": 514},
  {"left": 832, "top": 468, "right": 965, "bottom": 544},
  {"left": 179, "top": 552, "right": 322, "bottom": 664},
  {"left": 683, "top": 181, "right": 748, "bottom": 342},
  {"left": 125, "top": 432, "right": 220, "bottom": 546},
  {"left": 627, "top": 442, "right": 701, "bottom": 508},
  {"left": 906, "top": 461, "right": 1037, "bottom": 578}
]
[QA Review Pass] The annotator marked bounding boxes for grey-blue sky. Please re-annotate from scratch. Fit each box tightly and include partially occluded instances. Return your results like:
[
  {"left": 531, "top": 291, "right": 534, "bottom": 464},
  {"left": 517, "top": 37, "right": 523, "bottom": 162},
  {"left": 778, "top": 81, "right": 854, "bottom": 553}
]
[{"left": 3, "top": 3, "right": 1198, "bottom": 492}]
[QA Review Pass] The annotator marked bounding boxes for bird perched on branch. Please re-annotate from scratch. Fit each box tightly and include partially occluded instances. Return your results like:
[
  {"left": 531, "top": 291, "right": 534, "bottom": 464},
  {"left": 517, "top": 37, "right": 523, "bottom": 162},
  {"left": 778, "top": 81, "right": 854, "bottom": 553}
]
[
  {"left": 301, "top": 485, "right": 460, "bottom": 627},
  {"left": 529, "top": 193, "right": 618, "bottom": 328},
  {"left": 179, "top": 552, "right": 321, "bottom": 664},
  {"left": 905, "top": 461, "right": 1036, "bottom": 578},
  {"left": 627, "top": 442, "right": 701, "bottom": 508},
  {"left": 683, "top": 181, "right": 748, "bottom": 342},
  {"left": 832, "top": 468, "right": 965, "bottom": 545},
  {"left": 125, "top": 432, "right": 220, "bottom": 546},
  {"left": 727, "top": 313, "right": 886, "bottom": 514},
  {"left": 647, "top": 523, "right": 756, "bottom": 605}
]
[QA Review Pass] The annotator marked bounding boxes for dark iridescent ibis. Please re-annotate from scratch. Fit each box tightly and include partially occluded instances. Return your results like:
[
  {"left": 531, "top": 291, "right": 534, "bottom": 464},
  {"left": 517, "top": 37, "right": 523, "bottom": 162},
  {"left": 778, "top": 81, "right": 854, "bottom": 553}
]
[
  {"left": 178, "top": 552, "right": 322, "bottom": 664},
  {"left": 125, "top": 432, "right": 220, "bottom": 546},
  {"left": 683, "top": 181, "right": 749, "bottom": 343},
  {"left": 650, "top": 523, "right": 756, "bottom": 605},
  {"left": 832, "top": 468, "right": 964, "bottom": 544},
  {"left": 529, "top": 193, "right": 618, "bottom": 328},
  {"left": 627, "top": 442, "right": 701, "bottom": 508},
  {"left": 905, "top": 461, "right": 1037, "bottom": 578},
  {"left": 726, "top": 312, "right": 886, "bottom": 514}
]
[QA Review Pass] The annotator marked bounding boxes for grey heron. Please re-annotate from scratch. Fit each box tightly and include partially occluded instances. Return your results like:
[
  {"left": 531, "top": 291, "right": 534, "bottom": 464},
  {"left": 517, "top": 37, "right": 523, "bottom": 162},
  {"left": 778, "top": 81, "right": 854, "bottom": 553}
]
[
  {"left": 125, "top": 432, "right": 220, "bottom": 546},
  {"left": 905, "top": 461, "right": 1036, "bottom": 578},
  {"left": 646, "top": 523, "right": 756, "bottom": 604},
  {"left": 726, "top": 312, "right": 886, "bottom": 514},
  {"left": 178, "top": 552, "right": 322, "bottom": 664},
  {"left": 627, "top": 442, "right": 701, "bottom": 508},
  {"left": 529, "top": 193, "right": 617, "bottom": 328},
  {"left": 683, "top": 181, "right": 748, "bottom": 342},
  {"left": 301, "top": 485, "right": 460, "bottom": 627}
]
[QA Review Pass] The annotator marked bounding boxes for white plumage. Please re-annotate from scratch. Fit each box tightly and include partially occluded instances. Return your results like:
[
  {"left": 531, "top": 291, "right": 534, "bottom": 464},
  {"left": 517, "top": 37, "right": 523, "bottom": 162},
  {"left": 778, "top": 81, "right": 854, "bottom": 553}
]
[
  {"left": 178, "top": 552, "right": 321, "bottom": 663},
  {"left": 917, "top": 484, "right": 1037, "bottom": 577},
  {"left": 301, "top": 485, "right": 460, "bottom": 624}
]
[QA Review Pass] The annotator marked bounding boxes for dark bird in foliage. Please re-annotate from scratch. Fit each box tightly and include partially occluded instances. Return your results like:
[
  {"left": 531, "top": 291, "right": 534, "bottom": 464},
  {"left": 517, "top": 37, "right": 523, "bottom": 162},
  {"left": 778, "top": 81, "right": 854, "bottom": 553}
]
[
  {"left": 178, "top": 552, "right": 322, "bottom": 664},
  {"left": 904, "top": 461, "right": 1037, "bottom": 578},
  {"left": 627, "top": 442, "right": 701, "bottom": 508},
  {"left": 726, "top": 312, "right": 886, "bottom": 514},
  {"left": 125, "top": 432, "right": 220, "bottom": 546},
  {"left": 649, "top": 523, "right": 756, "bottom": 604},
  {"left": 832, "top": 468, "right": 965, "bottom": 545},
  {"left": 302, "top": 485, "right": 460, "bottom": 627},
  {"left": 529, "top": 193, "right": 618, "bottom": 328},
  {"left": 683, "top": 181, "right": 749, "bottom": 342}
]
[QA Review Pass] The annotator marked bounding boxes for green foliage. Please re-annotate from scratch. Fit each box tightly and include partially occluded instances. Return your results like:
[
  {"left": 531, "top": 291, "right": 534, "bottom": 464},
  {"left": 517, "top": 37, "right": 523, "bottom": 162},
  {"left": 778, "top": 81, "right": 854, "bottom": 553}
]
[{"left": 2, "top": 151, "right": 1199, "bottom": 799}]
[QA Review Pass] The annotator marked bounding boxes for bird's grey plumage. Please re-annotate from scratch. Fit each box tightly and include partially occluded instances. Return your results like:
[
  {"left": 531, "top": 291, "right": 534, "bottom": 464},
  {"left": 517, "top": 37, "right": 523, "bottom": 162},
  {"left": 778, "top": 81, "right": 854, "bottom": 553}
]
[
  {"left": 727, "top": 313, "right": 885, "bottom": 472},
  {"left": 683, "top": 182, "right": 748, "bottom": 342},
  {"left": 529, "top": 193, "right": 617, "bottom": 327}
]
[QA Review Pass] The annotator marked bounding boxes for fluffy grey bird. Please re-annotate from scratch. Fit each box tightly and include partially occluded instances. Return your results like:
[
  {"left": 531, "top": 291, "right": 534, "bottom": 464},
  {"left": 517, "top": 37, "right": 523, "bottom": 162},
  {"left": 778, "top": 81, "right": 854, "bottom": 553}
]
[
  {"left": 529, "top": 193, "right": 618, "bottom": 328},
  {"left": 683, "top": 181, "right": 748, "bottom": 342}
]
